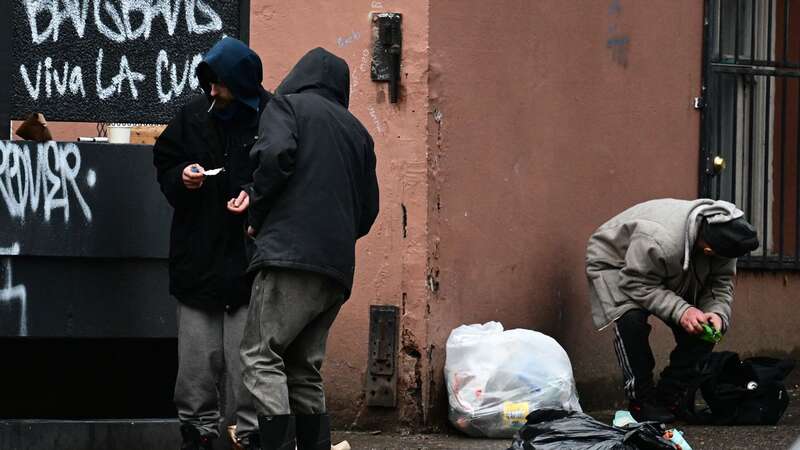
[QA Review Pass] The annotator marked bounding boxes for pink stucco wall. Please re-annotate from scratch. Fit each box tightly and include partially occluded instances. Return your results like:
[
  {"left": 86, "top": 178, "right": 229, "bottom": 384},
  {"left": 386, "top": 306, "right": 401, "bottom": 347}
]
[{"left": 426, "top": 0, "right": 699, "bottom": 414}]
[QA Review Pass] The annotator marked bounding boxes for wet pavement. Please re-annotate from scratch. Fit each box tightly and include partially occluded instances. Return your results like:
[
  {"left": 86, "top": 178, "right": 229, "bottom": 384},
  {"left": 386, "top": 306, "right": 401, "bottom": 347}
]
[{"left": 332, "top": 381, "right": 800, "bottom": 450}]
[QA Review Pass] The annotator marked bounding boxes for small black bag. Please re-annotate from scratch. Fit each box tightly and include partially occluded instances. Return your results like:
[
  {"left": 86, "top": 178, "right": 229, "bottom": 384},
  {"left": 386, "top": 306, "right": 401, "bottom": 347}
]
[{"left": 683, "top": 351, "right": 794, "bottom": 425}]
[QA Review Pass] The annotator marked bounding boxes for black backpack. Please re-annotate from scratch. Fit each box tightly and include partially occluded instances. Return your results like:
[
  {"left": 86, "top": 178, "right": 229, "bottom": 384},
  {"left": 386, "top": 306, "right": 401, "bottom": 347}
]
[{"left": 683, "top": 351, "right": 795, "bottom": 425}]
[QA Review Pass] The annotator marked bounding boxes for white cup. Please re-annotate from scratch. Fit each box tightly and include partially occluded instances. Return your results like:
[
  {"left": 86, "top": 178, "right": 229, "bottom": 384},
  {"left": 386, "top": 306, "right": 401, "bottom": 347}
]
[{"left": 107, "top": 124, "right": 131, "bottom": 144}]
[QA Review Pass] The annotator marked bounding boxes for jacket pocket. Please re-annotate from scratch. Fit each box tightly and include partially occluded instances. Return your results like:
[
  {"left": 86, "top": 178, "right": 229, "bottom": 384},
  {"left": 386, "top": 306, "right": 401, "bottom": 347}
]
[
  {"left": 588, "top": 274, "right": 613, "bottom": 327},
  {"left": 600, "top": 271, "right": 629, "bottom": 307}
]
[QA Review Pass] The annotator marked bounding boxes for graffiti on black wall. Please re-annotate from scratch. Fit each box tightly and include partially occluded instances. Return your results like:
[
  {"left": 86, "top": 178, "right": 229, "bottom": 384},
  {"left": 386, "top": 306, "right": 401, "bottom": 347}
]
[{"left": 11, "top": 0, "right": 244, "bottom": 123}]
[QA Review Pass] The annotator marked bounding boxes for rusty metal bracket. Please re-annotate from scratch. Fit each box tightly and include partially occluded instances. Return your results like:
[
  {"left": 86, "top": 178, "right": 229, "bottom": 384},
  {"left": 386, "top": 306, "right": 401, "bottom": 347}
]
[{"left": 365, "top": 305, "right": 398, "bottom": 407}]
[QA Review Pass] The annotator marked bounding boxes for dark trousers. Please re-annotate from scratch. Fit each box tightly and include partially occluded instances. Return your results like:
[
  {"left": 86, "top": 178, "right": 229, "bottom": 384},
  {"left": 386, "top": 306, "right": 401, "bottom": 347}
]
[
  {"left": 613, "top": 308, "right": 715, "bottom": 402},
  {"left": 240, "top": 268, "right": 346, "bottom": 416}
]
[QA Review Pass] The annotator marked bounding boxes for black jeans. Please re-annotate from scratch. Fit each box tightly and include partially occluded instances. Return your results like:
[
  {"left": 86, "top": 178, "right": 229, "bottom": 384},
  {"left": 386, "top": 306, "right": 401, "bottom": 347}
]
[{"left": 613, "top": 309, "right": 715, "bottom": 402}]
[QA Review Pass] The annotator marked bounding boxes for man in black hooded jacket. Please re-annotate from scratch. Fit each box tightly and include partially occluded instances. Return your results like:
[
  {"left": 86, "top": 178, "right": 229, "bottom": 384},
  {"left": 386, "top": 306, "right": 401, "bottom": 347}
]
[
  {"left": 241, "top": 48, "right": 379, "bottom": 450},
  {"left": 153, "top": 37, "right": 271, "bottom": 450}
]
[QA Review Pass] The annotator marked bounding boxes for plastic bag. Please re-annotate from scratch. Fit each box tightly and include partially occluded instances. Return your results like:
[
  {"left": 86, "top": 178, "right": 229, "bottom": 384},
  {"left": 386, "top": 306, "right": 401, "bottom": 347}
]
[
  {"left": 508, "top": 409, "right": 677, "bottom": 450},
  {"left": 445, "top": 322, "right": 582, "bottom": 437}
]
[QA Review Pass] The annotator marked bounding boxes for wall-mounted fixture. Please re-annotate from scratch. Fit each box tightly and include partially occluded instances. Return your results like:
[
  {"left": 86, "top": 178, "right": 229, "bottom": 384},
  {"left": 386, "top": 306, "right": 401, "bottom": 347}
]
[{"left": 371, "top": 13, "right": 402, "bottom": 103}]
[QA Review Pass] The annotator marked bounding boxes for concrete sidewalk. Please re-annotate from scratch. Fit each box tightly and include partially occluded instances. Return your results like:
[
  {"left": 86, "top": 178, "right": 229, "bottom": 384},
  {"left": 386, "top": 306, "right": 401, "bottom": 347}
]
[
  {"left": 333, "top": 423, "right": 799, "bottom": 450},
  {"left": 332, "top": 382, "right": 800, "bottom": 450},
  {"left": 0, "top": 385, "right": 796, "bottom": 450}
]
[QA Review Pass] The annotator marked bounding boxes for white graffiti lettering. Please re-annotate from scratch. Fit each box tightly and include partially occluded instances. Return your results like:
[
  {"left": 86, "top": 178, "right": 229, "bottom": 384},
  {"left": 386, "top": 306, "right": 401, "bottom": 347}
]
[
  {"left": 0, "top": 242, "right": 27, "bottom": 337},
  {"left": 0, "top": 141, "right": 93, "bottom": 223},
  {"left": 368, "top": 105, "right": 384, "bottom": 135},
  {"left": 25, "top": 0, "right": 90, "bottom": 44},
  {"left": 96, "top": 48, "right": 146, "bottom": 100},
  {"left": 25, "top": 0, "right": 223, "bottom": 44},
  {"left": 156, "top": 50, "right": 203, "bottom": 103},
  {"left": 337, "top": 30, "right": 361, "bottom": 48},
  {"left": 20, "top": 57, "right": 87, "bottom": 100},
  {"left": 19, "top": 0, "right": 223, "bottom": 102}
]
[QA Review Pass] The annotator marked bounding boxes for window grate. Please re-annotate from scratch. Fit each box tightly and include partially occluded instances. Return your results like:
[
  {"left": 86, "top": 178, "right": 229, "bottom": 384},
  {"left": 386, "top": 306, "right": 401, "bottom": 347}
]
[{"left": 701, "top": 0, "right": 800, "bottom": 270}]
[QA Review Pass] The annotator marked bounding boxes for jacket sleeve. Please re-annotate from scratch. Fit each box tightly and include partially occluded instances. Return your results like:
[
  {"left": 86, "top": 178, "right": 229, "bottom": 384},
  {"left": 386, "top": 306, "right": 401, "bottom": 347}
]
[
  {"left": 248, "top": 96, "right": 298, "bottom": 232},
  {"left": 618, "top": 233, "right": 692, "bottom": 326},
  {"left": 697, "top": 257, "right": 736, "bottom": 330},
  {"left": 153, "top": 108, "right": 196, "bottom": 209},
  {"left": 357, "top": 135, "right": 379, "bottom": 238}
]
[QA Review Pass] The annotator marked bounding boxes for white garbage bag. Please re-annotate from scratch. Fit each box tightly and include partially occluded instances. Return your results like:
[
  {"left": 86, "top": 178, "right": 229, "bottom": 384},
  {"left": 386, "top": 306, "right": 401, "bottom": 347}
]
[{"left": 445, "top": 322, "right": 582, "bottom": 438}]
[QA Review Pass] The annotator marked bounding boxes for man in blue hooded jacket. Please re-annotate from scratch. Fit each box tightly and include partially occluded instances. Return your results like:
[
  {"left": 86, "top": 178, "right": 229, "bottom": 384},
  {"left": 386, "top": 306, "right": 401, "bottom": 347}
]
[{"left": 153, "top": 37, "right": 271, "bottom": 450}]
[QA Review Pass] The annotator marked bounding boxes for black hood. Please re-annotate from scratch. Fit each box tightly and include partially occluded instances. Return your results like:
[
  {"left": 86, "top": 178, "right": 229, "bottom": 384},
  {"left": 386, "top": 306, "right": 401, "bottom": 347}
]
[
  {"left": 196, "top": 37, "right": 263, "bottom": 111},
  {"left": 276, "top": 47, "right": 350, "bottom": 108}
]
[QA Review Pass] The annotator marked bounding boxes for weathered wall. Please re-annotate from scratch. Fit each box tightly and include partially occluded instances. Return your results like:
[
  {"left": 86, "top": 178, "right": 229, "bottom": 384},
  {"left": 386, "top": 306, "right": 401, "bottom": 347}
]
[
  {"left": 427, "top": 0, "right": 703, "bottom": 415},
  {"left": 248, "top": 0, "right": 432, "bottom": 427}
]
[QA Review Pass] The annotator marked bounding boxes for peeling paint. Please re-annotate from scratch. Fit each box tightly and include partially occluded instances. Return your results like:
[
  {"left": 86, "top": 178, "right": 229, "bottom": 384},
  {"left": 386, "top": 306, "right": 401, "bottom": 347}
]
[
  {"left": 426, "top": 269, "right": 439, "bottom": 293},
  {"left": 399, "top": 338, "right": 423, "bottom": 426},
  {"left": 432, "top": 108, "right": 443, "bottom": 124}
]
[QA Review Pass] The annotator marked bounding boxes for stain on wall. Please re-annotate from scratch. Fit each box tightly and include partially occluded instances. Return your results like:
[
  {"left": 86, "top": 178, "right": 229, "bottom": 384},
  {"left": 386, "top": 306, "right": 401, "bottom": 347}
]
[{"left": 607, "top": 0, "right": 630, "bottom": 67}]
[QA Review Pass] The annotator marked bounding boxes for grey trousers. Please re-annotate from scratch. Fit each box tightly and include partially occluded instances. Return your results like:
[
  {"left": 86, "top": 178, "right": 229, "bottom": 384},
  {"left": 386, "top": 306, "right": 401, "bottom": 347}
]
[
  {"left": 241, "top": 269, "right": 345, "bottom": 416},
  {"left": 175, "top": 301, "right": 258, "bottom": 440}
]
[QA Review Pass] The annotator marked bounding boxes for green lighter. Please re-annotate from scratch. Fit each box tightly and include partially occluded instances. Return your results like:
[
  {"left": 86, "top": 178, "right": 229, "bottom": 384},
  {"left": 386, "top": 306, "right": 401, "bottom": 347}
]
[{"left": 700, "top": 323, "right": 723, "bottom": 344}]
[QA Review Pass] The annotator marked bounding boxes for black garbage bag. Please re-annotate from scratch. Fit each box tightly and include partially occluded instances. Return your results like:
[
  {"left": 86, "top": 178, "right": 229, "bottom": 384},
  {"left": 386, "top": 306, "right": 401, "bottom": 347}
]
[{"left": 507, "top": 409, "right": 677, "bottom": 450}]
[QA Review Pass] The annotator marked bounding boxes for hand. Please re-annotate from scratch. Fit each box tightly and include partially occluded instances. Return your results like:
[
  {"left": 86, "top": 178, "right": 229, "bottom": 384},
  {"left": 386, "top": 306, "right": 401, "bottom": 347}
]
[
  {"left": 182, "top": 164, "right": 205, "bottom": 189},
  {"left": 680, "top": 307, "right": 707, "bottom": 335},
  {"left": 227, "top": 190, "right": 250, "bottom": 214},
  {"left": 247, "top": 226, "right": 256, "bottom": 238},
  {"left": 705, "top": 312, "right": 723, "bottom": 332}
]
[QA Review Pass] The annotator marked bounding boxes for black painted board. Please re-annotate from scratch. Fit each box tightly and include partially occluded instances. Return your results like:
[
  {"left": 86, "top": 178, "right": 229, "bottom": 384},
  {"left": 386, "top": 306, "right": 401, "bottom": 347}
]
[
  {"left": 239, "top": 0, "right": 251, "bottom": 45},
  {"left": 10, "top": 0, "right": 243, "bottom": 124},
  {"left": 0, "top": 7, "right": 11, "bottom": 140},
  {"left": 0, "top": 256, "right": 175, "bottom": 338},
  {"left": 0, "top": 141, "right": 171, "bottom": 259},
  {"left": 0, "top": 341, "right": 178, "bottom": 419},
  {"left": 0, "top": 420, "right": 184, "bottom": 449}
]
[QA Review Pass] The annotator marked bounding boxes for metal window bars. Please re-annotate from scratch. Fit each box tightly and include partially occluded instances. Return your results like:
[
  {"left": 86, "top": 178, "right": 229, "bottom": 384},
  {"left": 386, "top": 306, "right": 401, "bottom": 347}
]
[{"left": 701, "top": 0, "right": 800, "bottom": 270}]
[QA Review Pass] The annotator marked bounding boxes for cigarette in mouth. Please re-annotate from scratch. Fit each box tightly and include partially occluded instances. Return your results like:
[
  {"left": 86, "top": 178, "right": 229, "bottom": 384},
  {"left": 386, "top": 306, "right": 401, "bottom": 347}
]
[{"left": 207, "top": 98, "right": 216, "bottom": 113}]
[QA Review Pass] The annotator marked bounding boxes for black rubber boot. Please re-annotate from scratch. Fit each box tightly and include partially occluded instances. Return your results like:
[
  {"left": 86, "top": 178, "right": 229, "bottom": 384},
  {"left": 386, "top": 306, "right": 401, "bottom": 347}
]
[
  {"left": 179, "top": 424, "right": 214, "bottom": 450},
  {"left": 258, "top": 415, "right": 296, "bottom": 450},
  {"left": 629, "top": 399, "right": 676, "bottom": 424},
  {"left": 241, "top": 432, "right": 261, "bottom": 450},
  {"left": 295, "top": 414, "right": 331, "bottom": 450}
]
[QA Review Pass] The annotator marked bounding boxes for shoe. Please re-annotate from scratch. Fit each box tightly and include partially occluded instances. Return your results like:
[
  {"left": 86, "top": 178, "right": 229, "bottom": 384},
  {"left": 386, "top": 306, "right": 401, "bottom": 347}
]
[
  {"left": 242, "top": 433, "right": 262, "bottom": 450},
  {"left": 628, "top": 400, "right": 676, "bottom": 424},
  {"left": 295, "top": 414, "right": 331, "bottom": 450},
  {"left": 257, "top": 415, "right": 296, "bottom": 450},
  {"left": 179, "top": 424, "right": 214, "bottom": 450}
]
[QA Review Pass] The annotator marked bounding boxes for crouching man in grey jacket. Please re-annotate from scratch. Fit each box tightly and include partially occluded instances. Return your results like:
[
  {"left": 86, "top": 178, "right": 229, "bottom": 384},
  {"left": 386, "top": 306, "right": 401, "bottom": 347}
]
[{"left": 586, "top": 199, "right": 759, "bottom": 423}]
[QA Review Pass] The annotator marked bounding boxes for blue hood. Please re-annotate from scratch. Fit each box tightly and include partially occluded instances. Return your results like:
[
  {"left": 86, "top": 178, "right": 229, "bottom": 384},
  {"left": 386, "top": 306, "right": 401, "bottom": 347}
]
[{"left": 196, "top": 37, "right": 263, "bottom": 112}]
